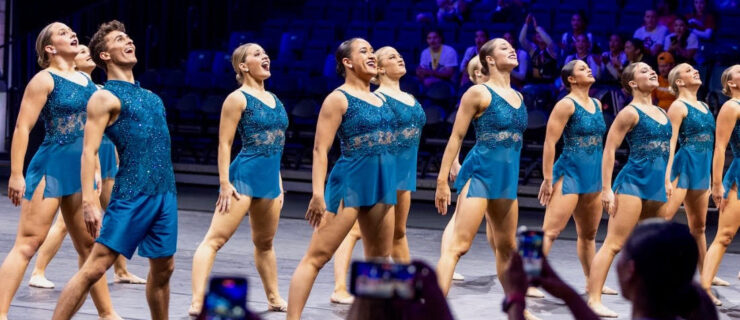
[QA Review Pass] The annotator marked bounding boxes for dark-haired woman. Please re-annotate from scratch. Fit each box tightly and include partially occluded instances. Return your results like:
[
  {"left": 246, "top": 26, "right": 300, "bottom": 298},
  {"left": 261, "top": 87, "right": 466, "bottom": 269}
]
[
  {"left": 589, "top": 62, "right": 672, "bottom": 317},
  {"left": 0, "top": 22, "right": 119, "bottom": 320},
  {"left": 664, "top": 17, "right": 699, "bottom": 64},
  {"left": 539, "top": 60, "right": 614, "bottom": 295},
  {"left": 435, "top": 38, "right": 526, "bottom": 297},
  {"left": 189, "top": 43, "right": 288, "bottom": 315},
  {"left": 286, "top": 38, "right": 396, "bottom": 319}
]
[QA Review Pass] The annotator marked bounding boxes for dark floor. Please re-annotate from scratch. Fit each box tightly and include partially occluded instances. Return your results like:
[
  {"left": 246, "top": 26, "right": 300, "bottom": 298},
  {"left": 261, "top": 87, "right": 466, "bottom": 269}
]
[{"left": 1, "top": 186, "right": 739, "bottom": 319}]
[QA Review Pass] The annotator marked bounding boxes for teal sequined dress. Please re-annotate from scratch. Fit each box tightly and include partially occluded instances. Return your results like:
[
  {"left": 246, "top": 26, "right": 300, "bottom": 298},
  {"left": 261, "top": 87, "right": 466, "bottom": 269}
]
[
  {"left": 382, "top": 93, "right": 425, "bottom": 192},
  {"left": 613, "top": 105, "right": 672, "bottom": 202},
  {"left": 454, "top": 85, "right": 528, "bottom": 199},
  {"left": 722, "top": 100, "right": 740, "bottom": 198},
  {"left": 670, "top": 101, "right": 714, "bottom": 190},
  {"left": 24, "top": 71, "right": 116, "bottom": 199},
  {"left": 325, "top": 89, "right": 397, "bottom": 214},
  {"left": 229, "top": 91, "right": 288, "bottom": 199}
]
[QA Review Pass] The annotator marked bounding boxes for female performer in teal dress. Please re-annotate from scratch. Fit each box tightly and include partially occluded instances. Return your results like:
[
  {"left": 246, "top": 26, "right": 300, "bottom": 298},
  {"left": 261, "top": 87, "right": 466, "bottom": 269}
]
[
  {"left": 28, "top": 43, "right": 146, "bottom": 290},
  {"left": 703, "top": 64, "right": 740, "bottom": 306},
  {"left": 539, "top": 60, "right": 614, "bottom": 295},
  {"left": 0, "top": 22, "right": 119, "bottom": 319},
  {"left": 663, "top": 63, "right": 721, "bottom": 287},
  {"left": 435, "top": 38, "right": 527, "bottom": 300},
  {"left": 329, "top": 46, "right": 424, "bottom": 304},
  {"left": 589, "top": 62, "right": 672, "bottom": 318},
  {"left": 287, "top": 38, "right": 397, "bottom": 320},
  {"left": 190, "top": 43, "right": 288, "bottom": 315}
]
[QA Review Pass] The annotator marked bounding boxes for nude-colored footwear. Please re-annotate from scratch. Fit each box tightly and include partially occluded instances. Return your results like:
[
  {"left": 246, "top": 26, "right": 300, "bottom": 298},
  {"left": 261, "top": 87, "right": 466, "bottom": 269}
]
[
  {"left": 526, "top": 287, "right": 545, "bottom": 298},
  {"left": 114, "top": 272, "right": 147, "bottom": 284},
  {"left": 712, "top": 276, "right": 730, "bottom": 286},
  {"left": 588, "top": 301, "right": 618, "bottom": 318},
  {"left": 452, "top": 272, "right": 465, "bottom": 281},
  {"left": 330, "top": 292, "right": 355, "bottom": 305},
  {"left": 601, "top": 285, "right": 618, "bottom": 295},
  {"left": 28, "top": 275, "right": 55, "bottom": 289}
]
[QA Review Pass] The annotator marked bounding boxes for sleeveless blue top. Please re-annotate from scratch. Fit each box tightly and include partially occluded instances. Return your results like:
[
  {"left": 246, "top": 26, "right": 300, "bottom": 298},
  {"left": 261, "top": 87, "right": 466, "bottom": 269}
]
[
  {"left": 103, "top": 80, "right": 176, "bottom": 200},
  {"left": 613, "top": 105, "right": 672, "bottom": 202},
  {"left": 383, "top": 93, "right": 425, "bottom": 191},
  {"left": 553, "top": 97, "right": 606, "bottom": 194},
  {"left": 455, "top": 84, "right": 527, "bottom": 199},
  {"left": 229, "top": 91, "right": 288, "bottom": 199},
  {"left": 24, "top": 72, "right": 99, "bottom": 199},
  {"left": 722, "top": 100, "right": 740, "bottom": 198},
  {"left": 670, "top": 101, "right": 714, "bottom": 190},
  {"left": 325, "top": 89, "right": 397, "bottom": 213}
]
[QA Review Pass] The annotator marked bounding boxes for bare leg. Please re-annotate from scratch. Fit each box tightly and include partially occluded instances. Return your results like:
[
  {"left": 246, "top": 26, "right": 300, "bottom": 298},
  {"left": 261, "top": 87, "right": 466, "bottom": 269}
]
[
  {"left": 683, "top": 189, "right": 709, "bottom": 278},
  {"left": 190, "top": 196, "right": 252, "bottom": 315},
  {"left": 331, "top": 222, "right": 361, "bottom": 304},
  {"left": 356, "top": 203, "right": 394, "bottom": 258},
  {"left": 0, "top": 178, "right": 60, "bottom": 318},
  {"left": 587, "top": 195, "right": 643, "bottom": 318},
  {"left": 146, "top": 257, "right": 175, "bottom": 320},
  {"left": 663, "top": 178, "right": 686, "bottom": 220},
  {"left": 486, "top": 198, "right": 518, "bottom": 294},
  {"left": 30, "top": 211, "right": 67, "bottom": 288},
  {"left": 392, "top": 190, "right": 412, "bottom": 262},
  {"left": 572, "top": 192, "right": 613, "bottom": 294},
  {"left": 436, "top": 181, "right": 488, "bottom": 295},
  {"left": 440, "top": 194, "right": 466, "bottom": 281},
  {"left": 52, "top": 244, "right": 118, "bottom": 320},
  {"left": 701, "top": 187, "right": 740, "bottom": 306},
  {"left": 286, "top": 205, "right": 360, "bottom": 320},
  {"left": 541, "top": 179, "right": 579, "bottom": 256},
  {"left": 59, "top": 193, "right": 119, "bottom": 319},
  {"left": 249, "top": 198, "right": 287, "bottom": 311}
]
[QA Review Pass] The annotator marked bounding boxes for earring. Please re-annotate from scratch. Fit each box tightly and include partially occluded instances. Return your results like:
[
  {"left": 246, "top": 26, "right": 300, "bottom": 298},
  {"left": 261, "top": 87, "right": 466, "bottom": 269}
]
[{"left": 52, "top": 49, "right": 57, "bottom": 54}]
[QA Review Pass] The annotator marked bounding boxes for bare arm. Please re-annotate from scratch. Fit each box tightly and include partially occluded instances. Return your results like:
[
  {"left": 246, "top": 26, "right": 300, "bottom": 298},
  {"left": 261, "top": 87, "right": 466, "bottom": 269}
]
[
  {"left": 666, "top": 101, "right": 687, "bottom": 182},
  {"left": 305, "top": 91, "right": 345, "bottom": 227},
  {"left": 519, "top": 23, "right": 533, "bottom": 53},
  {"left": 7, "top": 72, "right": 53, "bottom": 206},
  {"left": 536, "top": 27, "right": 559, "bottom": 59},
  {"left": 215, "top": 92, "right": 246, "bottom": 213},
  {"left": 435, "top": 85, "right": 483, "bottom": 214},
  {"left": 81, "top": 90, "right": 117, "bottom": 238},
  {"left": 712, "top": 102, "right": 738, "bottom": 210},
  {"left": 602, "top": 107, "right": 638, "bottom": 215},
  {"left": 539, "top": 98, "right": 575, "bottom": 205},
  {"left": 433, "top": 66, "right": 455, "bottom": 80}
]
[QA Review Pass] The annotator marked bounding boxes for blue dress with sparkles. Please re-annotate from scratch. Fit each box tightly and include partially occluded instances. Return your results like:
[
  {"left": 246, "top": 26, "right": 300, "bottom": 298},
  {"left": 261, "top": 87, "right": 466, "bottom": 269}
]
[
  {"left": 325, "top": 89, "right": 397, "bottom": 214},
  {"left": 24, "top": 71, "right": 114, "bottom": 200},
  {"left": 382, "top": 93, "right": 425, "bottom": 192},
  {"left": 229, "top": 91, "right": 288, "bottom": 199},
  {"left": 722, "top": 100, "right": 740, "bottom": 198},
  {"left": 670, "top": 101, "right": 714, "bottom": 190},
  {"left": 613, "top": 105, "right": 672, "bottom": 202},
  {"left": 552, "top": 97, "right": 606, "bottom": 194},
  {"left": 102, "top": 80, "right": 176, "bottom": 200},
  {"left": 455, "top": 84, "right": 528, "bottom": 199}
]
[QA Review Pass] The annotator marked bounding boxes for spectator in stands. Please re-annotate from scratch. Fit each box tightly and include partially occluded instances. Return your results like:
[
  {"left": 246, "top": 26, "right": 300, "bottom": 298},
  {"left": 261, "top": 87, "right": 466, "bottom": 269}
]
[
  {"left": 653, "top": 52, "right": 676, "bottom": 110},
  {"left": 560, "top": 11, "right": 593, "bottom": 57},
  {"left": 657, "top": 0, "right": 680, "bottom": 33},
  {"left": 664, "top": 17, "right": 699, "bottom": 64},
  {"left": 687, "top": 0, "right": 716, "bottom": 40},
  {"left": 563, "top": 34, "right": 602, "bottom": 81},
  {"left": 460, "top": 29, "right": 489, "bottom": 87},
  {"left": 634, "top": 9, "right": 669, "bottom": 56},
  {"left": 601, "top": 33, "right": 628, "bottom": 83},
  {"left": 503, "top": 31, "right": 529, "bottom": 89},
  {"left": 519, "top": 14, "right": 559, "bottom": 83},
  {"left": 625, "top": 38, "right": 657, "bottom": 70},
  {"left": 436, "top": 0, "right": 468, "bottom": 24},
  {"left": 417, "top": 29, "right": 458, "bottom": 87},
  {"left": 490, "top": 0, "right": 526, "bottom": 26}
]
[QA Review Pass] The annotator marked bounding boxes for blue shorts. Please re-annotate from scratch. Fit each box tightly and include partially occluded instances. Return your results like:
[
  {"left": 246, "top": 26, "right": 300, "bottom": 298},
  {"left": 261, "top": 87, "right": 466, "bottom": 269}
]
[{"left": 97, "top": 192, "right": 178, "bottom": 259}]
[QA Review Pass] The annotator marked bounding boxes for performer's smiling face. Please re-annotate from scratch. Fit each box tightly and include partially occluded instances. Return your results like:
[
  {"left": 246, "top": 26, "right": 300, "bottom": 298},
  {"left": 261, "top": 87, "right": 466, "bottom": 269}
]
[
  {"left": 630, "top": 62, "right": 659, "bottom": 92},
  {"left": 481, "top": 38, "right": 518, "bottom": 71},
  {"left": 344, "top": 39, "right": 377, "bottom": 78},
  {"left": 102, "top": 30, "right": 137, "bottom": 67},
  {"left": 74, "top": 45, "right": 96, "bottom": 73},
  {"left": 46, "top": 23, "right": 80, "bottom": 57},
  {"left": 243, "top": 44, "right": 271, "bottom": 80}
]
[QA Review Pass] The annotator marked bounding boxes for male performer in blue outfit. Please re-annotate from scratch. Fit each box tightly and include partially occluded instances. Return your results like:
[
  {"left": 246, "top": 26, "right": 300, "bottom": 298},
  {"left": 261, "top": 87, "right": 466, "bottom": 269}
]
[{"left": 52, "top": 20, "right": 178, "bottom": 320}]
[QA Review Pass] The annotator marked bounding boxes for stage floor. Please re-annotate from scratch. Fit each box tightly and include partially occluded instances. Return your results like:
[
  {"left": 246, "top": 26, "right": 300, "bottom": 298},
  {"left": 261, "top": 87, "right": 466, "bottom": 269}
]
[{"left": 2, "top": 193, "right": 740, "bottom": 320}]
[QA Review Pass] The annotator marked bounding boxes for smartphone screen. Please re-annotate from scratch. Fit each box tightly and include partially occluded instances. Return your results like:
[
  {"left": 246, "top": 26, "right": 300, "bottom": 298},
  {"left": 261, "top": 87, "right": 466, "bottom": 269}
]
[
  {"left": 517, "top": 226, "right": 544, "bottom": 277},
  {"left": 201, "top": 277, "right": 248, "bottom": 320},
  {"left": 350, "top": 261, "right": 417, "bottom": 299}
]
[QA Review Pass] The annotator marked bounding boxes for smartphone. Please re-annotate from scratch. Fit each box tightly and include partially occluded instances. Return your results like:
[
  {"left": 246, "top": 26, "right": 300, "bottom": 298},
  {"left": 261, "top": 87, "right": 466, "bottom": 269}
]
[
  {"left": 517, "top": 226, "right": 545, "bottom": 277},
  {"left": 350, "top": 261, "right": 418, "bottom": 299},
  {"left": 200, "top": 276, "right": 248, "bottom": 320}
]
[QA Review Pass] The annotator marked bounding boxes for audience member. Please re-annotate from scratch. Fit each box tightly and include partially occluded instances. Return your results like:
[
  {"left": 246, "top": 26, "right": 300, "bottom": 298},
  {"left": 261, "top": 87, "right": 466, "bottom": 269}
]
[
  {"left": 653, "top": 52, "right": 676, "bottom": 110},
  {"left": 601, "top": 33, "right": 628, "bottom": 83},
  {"left": 688, "top": 0, "right": 716, "bottom": 40},
  {"left": 634, "top": 9, "right": 669, "bottom": 56},
  {"left": 563, "top": 34, "right": 602, "bottom": 81},
  {"left": 519, "top": 14, "right": 559, "bottom": 83},
  {"left": 664, "top": 17, "right": 699, "bottom": 64},
  {"left": 656, "top": 0, "right": 680, "bottom": 32},
  {"left": 436, "top": 0, "right": 468, "bottom": 24},
  {"left": 625, "top": 38, "right": 657, "bottom": 70},
  {"left": 460, "top": 29, "right": 489, "bottom": 87},
  {"left": 490, "top": 0, "right": 527, "bottom": 25},
  {"left": 417, "top": 29, "right": 458, "bottom": 87},
  {"left": 560, "top": 11, "right": 593, "bottom": 57},
  {"left": 503, "top": 31, "right": 529, "bottom": 89}
]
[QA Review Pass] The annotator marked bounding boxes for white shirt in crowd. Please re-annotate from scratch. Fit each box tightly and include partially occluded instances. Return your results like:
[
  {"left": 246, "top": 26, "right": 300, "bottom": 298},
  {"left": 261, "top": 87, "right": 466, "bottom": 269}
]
[
  {"left": 633, "top": 25, "right": 669, "bottom": 51},
  {"left": 663, "top": 32, "right": 699, "bottom": 51},
  {"left": 419, "top": 44, "right": 458, "bottom": 70}
]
